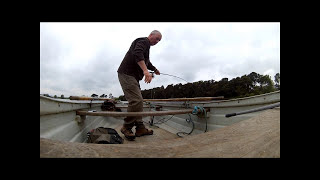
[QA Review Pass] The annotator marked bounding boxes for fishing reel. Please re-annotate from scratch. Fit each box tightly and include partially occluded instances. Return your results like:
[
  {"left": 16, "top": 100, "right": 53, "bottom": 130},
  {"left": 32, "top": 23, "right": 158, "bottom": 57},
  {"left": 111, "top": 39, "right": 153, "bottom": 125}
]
[{"left": 149, "top": 71, "right": 155, "bottom": 78}]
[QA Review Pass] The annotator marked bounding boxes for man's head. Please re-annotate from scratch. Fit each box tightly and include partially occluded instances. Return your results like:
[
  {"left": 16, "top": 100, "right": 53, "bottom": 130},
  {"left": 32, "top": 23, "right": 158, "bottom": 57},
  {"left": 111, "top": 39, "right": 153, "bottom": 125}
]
[{"left": 148, "top": 30, "right": 162, "bottom": 46}]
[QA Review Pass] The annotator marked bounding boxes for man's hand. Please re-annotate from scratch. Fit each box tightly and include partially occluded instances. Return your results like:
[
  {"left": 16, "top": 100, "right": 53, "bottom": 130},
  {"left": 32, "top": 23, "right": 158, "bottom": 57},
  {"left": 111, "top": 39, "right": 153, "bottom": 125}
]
[
  {"left": 154, "top": 69, "right": 160, "bottom": 75},
  {"left": 144, "top": 70, "right": 152, "bottom": 83},
  {"left": 137, "top": 60, "right": 154, "bottom": 84}
]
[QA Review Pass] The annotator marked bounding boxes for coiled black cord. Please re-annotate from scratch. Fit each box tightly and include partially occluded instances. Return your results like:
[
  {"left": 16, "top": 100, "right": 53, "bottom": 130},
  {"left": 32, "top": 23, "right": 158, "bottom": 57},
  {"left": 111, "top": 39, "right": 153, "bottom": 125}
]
[{"left": 176, "top": 114, "right": 195, "bottom": 137}]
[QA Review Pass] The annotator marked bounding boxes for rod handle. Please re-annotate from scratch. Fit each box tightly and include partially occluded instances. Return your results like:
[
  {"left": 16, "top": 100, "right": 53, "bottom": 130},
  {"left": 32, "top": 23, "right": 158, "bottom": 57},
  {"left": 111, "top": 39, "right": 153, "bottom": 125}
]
[{"left": 225, "top": 113, "right": 236, "bottom": 118}]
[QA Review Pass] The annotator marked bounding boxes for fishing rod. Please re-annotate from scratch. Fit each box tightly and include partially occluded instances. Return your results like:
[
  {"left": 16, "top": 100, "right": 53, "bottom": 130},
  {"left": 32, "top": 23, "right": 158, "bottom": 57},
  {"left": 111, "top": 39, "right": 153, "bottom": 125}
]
[
  {"left": 225, "top": 102, "right": 280, "bottom": 118},
  {"left": 149, "top": 71, "right": 190, "bottom": 83}
]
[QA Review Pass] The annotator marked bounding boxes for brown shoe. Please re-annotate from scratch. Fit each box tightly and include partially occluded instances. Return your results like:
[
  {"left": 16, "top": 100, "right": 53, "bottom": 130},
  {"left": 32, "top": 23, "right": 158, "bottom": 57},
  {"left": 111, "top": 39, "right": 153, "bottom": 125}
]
[
  {"left": 121, "top": 126, "right": 135, "bottom": 141},
  {"left": 135, "top": 123, "right": 153, "bottom": 137}
]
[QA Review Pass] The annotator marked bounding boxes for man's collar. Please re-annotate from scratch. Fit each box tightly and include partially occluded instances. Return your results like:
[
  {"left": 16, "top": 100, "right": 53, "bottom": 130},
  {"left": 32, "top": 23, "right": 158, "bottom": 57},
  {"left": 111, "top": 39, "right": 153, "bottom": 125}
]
[{"left": 146, "top": 37, "right": 151, "bottom": 45}]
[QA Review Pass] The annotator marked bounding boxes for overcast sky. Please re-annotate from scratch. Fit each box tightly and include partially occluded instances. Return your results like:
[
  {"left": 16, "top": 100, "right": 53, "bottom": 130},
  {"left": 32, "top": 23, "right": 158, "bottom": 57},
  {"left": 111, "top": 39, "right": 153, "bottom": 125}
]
[{"left": 40, "top": 22, "right": 280, "bottom": 98}]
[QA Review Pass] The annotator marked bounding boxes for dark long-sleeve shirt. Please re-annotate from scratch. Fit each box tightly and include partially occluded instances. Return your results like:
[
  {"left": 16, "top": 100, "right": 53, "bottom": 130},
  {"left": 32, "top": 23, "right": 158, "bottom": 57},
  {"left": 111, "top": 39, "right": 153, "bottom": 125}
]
[{"left": 117, "top": 37, "right": 157, "bottom": 81}]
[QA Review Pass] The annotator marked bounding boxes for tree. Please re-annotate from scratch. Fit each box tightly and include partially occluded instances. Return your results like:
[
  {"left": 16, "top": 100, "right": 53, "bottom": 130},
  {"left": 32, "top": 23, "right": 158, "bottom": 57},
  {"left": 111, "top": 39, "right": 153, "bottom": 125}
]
[
  {"left": 258, "top": 75, "right": 275, "bottom": 93},
  {"left": 139, "top": 71, "right": 278, "bottom": 100},
  {"left": 247, "top": 72, "right": 260, "bottom": 87},
  {"left": 165, "top": 84, "right": 174, "bottom": 98},
  {"left": 274, "top": 73, "right": 280, "bottom": 90},
  {"left": 118, "top": 95, "right": 126, "bottom": 101}
]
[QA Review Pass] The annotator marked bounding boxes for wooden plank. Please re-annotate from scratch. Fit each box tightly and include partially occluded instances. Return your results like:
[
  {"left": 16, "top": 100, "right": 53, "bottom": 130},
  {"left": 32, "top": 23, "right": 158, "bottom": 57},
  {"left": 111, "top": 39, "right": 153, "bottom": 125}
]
[
  {"left": 76, "top": 109, "right": 198, "bottom": 117},
  {"left": 116, "top": 105, "right": 153, "bottom": 109},
  {"left": 70, "top": 96, "right": 224, "bottom": 102},
  {"left": 69, "top": 96, "right": 113, "bottom": 101},
  {"left": 143, "top": 96, "right": 224, "bottom": 102}
]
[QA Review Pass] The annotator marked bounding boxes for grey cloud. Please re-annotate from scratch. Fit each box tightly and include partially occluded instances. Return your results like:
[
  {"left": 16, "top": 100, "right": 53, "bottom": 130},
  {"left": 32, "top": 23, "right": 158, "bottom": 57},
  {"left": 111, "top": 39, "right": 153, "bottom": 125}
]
[{"left": 40, "top": 23, "right": 280, "bottom": 97}]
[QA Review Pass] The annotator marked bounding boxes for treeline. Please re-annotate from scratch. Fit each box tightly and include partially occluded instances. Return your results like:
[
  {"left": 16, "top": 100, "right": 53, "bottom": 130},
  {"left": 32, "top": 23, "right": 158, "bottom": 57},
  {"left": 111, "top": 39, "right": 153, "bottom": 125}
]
[{"left": 138, "top": 72, "right": 280, "bottom": 100}]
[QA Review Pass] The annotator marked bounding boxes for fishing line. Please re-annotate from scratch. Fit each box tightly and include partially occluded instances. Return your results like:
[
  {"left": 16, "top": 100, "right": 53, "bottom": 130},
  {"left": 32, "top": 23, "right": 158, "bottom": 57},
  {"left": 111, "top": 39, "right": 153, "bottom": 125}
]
[{"left": 149, "top": 71, "right": 190, "bottom": 83}]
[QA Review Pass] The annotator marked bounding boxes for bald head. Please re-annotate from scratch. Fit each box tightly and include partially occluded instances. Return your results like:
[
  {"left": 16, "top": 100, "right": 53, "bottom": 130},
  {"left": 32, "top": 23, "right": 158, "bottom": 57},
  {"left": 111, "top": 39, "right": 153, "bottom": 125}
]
[
  {"left": 148, "top": 30, "right": 162, "bottom": 46},
  {"left": 150, "top": 30, "right": 161, "bottom": 35}
]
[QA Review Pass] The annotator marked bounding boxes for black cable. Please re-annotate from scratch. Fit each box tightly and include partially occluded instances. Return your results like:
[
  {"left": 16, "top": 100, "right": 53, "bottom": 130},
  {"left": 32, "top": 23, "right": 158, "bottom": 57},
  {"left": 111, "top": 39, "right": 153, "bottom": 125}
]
[
  {"left": 142, "top": 115, "right": 175, "bottom": 125},
  {"left": 153, "top": 115, "right": 175, "bottom": 124},
  {"left": 176, "top": 114, "right": 194, "bottom": 137},
  {"left": 203, "top": 108, "right": 208, "bottom": 133}
]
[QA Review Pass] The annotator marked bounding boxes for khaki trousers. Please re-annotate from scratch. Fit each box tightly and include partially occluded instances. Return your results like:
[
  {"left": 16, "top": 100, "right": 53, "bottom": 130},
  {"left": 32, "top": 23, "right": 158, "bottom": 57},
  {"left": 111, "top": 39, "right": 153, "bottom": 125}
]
[{"left": 118, "top": 73, "right": 143, "bottom": 125}]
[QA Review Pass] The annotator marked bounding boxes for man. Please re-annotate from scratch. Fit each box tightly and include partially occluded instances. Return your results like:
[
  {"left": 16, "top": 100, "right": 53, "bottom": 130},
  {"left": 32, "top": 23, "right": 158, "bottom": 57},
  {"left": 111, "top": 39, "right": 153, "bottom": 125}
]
[{"left": 117, "top": 30, "right": 162, "bottom": 140}]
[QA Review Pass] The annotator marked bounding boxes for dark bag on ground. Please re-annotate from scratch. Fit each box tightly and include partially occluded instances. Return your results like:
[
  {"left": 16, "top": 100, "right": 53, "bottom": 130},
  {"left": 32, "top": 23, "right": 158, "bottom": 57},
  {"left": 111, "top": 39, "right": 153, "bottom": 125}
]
[
  {"left": 87, "top": 127, "right": 123, "bottom": 144},
  {"left": 101, "top": 100, "right": 122, "bottom": 112}
]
